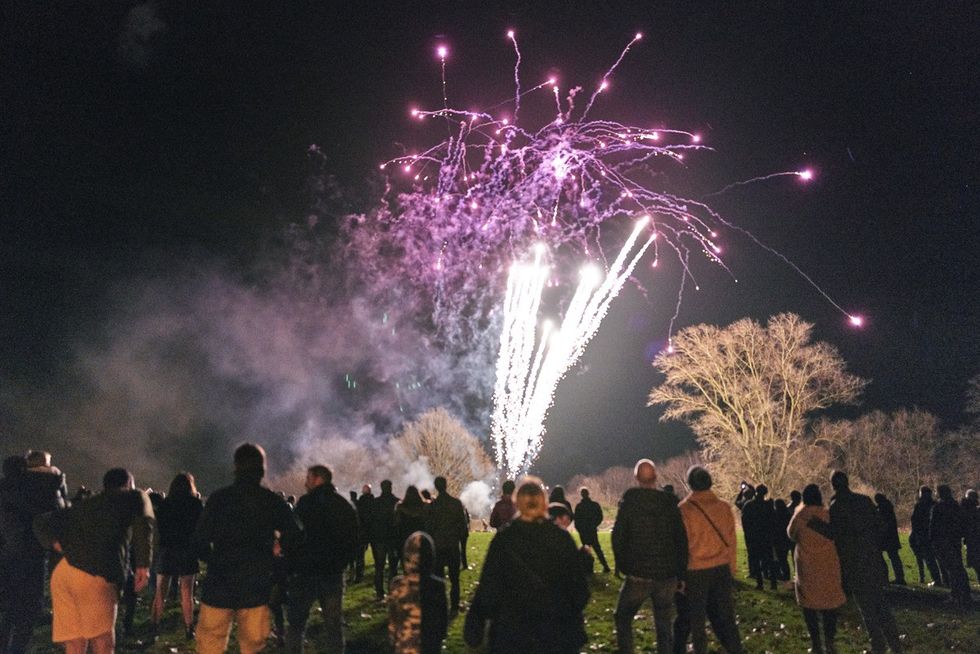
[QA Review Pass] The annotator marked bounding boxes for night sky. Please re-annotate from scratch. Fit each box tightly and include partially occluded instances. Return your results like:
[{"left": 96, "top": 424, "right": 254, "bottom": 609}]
[{"left": 3, "top": 3, "right": 979, "bottom": 489}]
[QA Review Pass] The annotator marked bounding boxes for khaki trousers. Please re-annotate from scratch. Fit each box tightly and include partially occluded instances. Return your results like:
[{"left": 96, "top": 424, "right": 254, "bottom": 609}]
[{"left": 196, "top": 603, "right": 270, "bottom": 654}]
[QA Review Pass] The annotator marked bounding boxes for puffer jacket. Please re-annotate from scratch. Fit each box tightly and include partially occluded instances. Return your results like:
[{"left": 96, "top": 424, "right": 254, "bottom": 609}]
[{"left": 612, "top": 487, "right": 688, "bottom": 580}]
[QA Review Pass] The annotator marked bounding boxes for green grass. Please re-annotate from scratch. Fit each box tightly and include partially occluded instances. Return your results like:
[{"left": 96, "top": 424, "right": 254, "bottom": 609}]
[{"left": 28, "top": 532, "right": 978, "bottom": 653}]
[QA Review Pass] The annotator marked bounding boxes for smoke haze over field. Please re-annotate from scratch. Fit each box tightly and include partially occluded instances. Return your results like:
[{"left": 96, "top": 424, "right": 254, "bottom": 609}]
[{"left": 1, "top": 217, "right": 500, "bottom": 493}]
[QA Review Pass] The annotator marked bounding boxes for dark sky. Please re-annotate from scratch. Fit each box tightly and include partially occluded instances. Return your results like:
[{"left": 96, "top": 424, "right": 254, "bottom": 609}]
[{"left": 3, "top": 2, "right": 979, "bottom": 487}]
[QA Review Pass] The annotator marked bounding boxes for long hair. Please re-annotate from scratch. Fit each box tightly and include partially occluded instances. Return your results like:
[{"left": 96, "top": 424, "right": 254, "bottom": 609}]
[
  {"left": 169, "top": 472, "right": 197, "bottom": 498},
  {"left": 401, "top": 485, "right": 424, "bottom": 507}
]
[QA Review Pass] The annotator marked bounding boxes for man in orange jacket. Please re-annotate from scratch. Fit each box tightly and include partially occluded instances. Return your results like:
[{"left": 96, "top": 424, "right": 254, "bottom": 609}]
[{"left": 673, "top": 466, "right": 744, "bottom": 654}]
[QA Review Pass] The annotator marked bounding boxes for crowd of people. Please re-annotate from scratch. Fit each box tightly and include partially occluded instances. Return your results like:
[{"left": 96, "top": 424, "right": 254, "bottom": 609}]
[{"left": 0, "top": 446, "right": 977, "bottom": 654}]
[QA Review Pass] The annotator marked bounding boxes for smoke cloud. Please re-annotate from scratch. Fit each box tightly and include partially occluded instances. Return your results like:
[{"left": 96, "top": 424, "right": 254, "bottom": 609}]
[
  {"left": 459, "top": 480, "right": 494, "bottom": 518},
  {"left": 118, "top": 2, "right": 167, "bottom": 68},
  {"left": 2, "top": 212, "right": 499, "bottom": 493}
]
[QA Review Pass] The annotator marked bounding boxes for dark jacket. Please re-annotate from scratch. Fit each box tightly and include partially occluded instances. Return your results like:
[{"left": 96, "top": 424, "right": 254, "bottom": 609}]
[
  {"left": 909, "top": 496, "right": 936, "bottom": 553},
  {"left": 464, "top": 519, "right": 589, "bottom": 654},
  {"left": 394, "top": 502, "right": 427, "bottom": 551},
  {"left": 573, "top": 498, "right": 603, "bottom": 536},
  {"left": 370, "top": 490, "right": 400, "bottom": 544},
  {"left": 929, "top": 498, "right": 964, "bottom": 546},
  {"left": 612, "top": 487, "right": 688, "bottom": 580},
  {"left": 424, "top": 492, "right": 468, "bottom": 552},
  {"left": 961, "top": 498, "right": 980, "bottom": 568},
  {"left": 814, "top": 489, "right": 886, "bottom": 592},
  {"left": 875, "top": 497, "right": 901, "bottom": 552},
  {"left": 1, "top": 473, "right": 32, "bottom": 559},
  {"left": 193, "top": 478, "right": 301, "bottom": 608},
  {"left": 356, "top": 491, "right": 375, "bottom": 543},
  {"left": 286, "top": 483, "right": 358, "bottom": 576},
  {"left": 21, "top": 468, "right": 69, "bottom": 514},
  {"left": 489, "top": 497, "right": 516, "bottom": 530},
  {"left": 158, "top": 494, "right": 203, "bottom": 549},
  {"left": 3, "top": 469, "right": 69, "bottom": 560},
  {"left": 773, "top": 502, "right": 793, "bottom": 552},
  {"left": 741, "top": 497, "right": 775, "bottom": 547},
  {"left": 49, "top": 489, "right": 154, "bottom": 587}
]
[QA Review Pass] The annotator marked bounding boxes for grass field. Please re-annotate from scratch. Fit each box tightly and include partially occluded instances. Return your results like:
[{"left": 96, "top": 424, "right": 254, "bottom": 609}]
[{"left": 28, "top": 532, "right": 979, "bottom": 653}]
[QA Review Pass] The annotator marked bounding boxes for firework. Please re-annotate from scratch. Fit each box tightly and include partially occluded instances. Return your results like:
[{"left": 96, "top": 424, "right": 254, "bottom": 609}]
[
  {"left": 344, "top": 30, "right": 862, "bottom": 456},
  {"left": 491, "top": 219, "right": 654, "bottom": 477},
  {"left": 367, "top": 31, "right": 858, "bottom": 352}
]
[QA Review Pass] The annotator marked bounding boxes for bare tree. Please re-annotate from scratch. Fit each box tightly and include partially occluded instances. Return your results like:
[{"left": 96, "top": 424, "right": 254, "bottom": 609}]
[
  {"left": 815, "top": 408, "right": 941, "bottom": 518},
  {"left": 649, "top": 313, "right": 866, "bottom": 498},
  {"left": 965, "top": 372, "right": 980, "bottom": 419},
  {"left": 566, "top": 465, "right": 635, "bottom": 509},
  {"left": 955, "top": 373, "right": 980, "bottom": 490},
  {"left": 654, "top": 451, "right": 706, "bottom": 496},
  {"left": 389, "top": 407, "right": 496, "bottom": 496}
]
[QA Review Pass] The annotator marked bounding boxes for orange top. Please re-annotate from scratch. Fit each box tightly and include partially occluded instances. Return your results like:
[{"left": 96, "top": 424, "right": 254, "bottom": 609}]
[{"left": 678, "top": 490, "right": 738, "bottom": 574}]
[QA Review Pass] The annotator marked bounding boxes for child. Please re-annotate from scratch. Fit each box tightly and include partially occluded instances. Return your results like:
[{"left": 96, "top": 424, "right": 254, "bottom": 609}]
[{"left": 388, "top": 531, "right": 448, "bottom": 654}]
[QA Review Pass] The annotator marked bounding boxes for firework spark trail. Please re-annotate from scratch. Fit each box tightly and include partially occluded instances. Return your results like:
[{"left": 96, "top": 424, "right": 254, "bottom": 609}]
[
  {"left": 703, "top": 169, "right": 813, "bottom": 198},
  {"left": 582, "top": 32, "right": 643, "bottom": 120},
  {"left": 491, "top": 219, "right": 654, "bottom": 477},
  {"left": 507, "top": 30, "right": 522, "bottom": 123}
]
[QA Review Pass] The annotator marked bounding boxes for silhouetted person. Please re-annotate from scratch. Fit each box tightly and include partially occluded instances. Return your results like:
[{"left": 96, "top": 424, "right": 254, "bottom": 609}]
[
  {"left": 192, "top": 444, "right": 300, "bottom": 654},
  {"left": 354, "top": 484, "right": 374, "bottom": 583},
  {"left": 773, "top": 499, "right": 793, "bottom": 582},
  {"left": 962, "top": 489, "right": 980, "bottom": 581},
  {"left": 395, "top": 486, "right": 427, "bottom": 567},
  {"left": 673, "top": 466, "right": 743, "bottom": 654},
  {"left": 548, "top": 485, "right": 573, "bottom": 515},
  {"left": 71, "top": 486, "right": 93, "bottom": 504},
  {"left": 42, "top": 467, "right": 154, "bottom": 654},
  {"left": 874, "top": 493, "right": 906, "bottom": 585},
  {"left": 3, "top": 449, "right": 71, "bottom": 654},
  {"left": 612, "top": 459, "right": 688, "bottom": 654},
  {"left": 788, "top": 484, "right": 845, "bottom": 654},
  {"left": 0, "top": 454, "right": 34, "bottom": 654},
  {"left": 550, "top": 502, "right": 596, "bottom": 575},
  {"left": 464, "top": 477, "right": 589, "bottom": 654},
  {"left": 370, "top": 479, "right": 400, "bottom": 599},
  {"left": 662, "top": 485, "right": 679, "bottom": 505},
  {"left": 741, "top": 484, "right": 777, "bottom": 589},
  {"left": 789, "top": 489, "right": 802, "bottom": 513},
  {"left": 930, "top": 484, "right": 971, "bottom": 606},
  {"left": 424, "top": 476, "right": 468, "bottom": 612},
  {"left": 24, "top": 450, "right": 70, "bottom": 508},
  {"left": 809, "top": 471, "right": 903, "bottom": 654},
  {"left": 786, "top": 491, "right": 803, "bottom": 580},
  {"left": 909, "top": 486, "right": 943, "bottom": 585},
  {"left": 151, "top": 472, "right": 204, "bottom": 640},
  {"left": 489, "top": 480, "right": 517, "bottom": 530},
  {"left": 734, "top": 481, "right": 753, "bottom": 510},
  {"left": 460, "top": 506, "right": 471, "bottom": 569},
  {"left": 388, "top": 531, "right": 448, "bottom": 654},
  {"left": 574, "top": 487, "right": 610, "bottom": 573},
  {"left": 285, "top": 464, "right": 358, "bottom": 654}
]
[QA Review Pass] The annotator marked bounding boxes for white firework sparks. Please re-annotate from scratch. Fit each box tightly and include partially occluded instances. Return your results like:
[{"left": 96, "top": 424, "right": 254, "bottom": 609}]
[{"left": 490, "top": 217, "right": 654, "bottom": 476}]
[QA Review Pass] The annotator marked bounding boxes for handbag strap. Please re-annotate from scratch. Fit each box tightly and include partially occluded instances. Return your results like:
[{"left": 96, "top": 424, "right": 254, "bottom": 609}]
[{"left": 688, "top": 499, "right": 729, "bottom": 548}]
